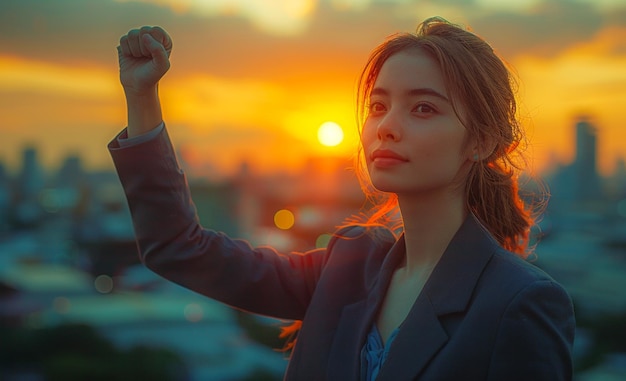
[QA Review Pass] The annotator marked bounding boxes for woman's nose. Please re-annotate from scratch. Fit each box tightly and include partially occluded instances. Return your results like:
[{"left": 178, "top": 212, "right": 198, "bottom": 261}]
[{"left": 377, "top": 111, "right": 402, "bottom": 141}]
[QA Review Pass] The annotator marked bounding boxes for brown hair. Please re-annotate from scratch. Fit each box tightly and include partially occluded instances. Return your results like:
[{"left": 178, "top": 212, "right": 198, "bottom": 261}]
[{"left": 351, "top": 16, "right": 543, "bottom": 257}]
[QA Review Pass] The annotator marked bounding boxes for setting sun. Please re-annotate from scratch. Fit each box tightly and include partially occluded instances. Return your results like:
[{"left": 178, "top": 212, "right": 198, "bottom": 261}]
[{"left": 317, "top": 121, "right": 344, "bottom": 147}]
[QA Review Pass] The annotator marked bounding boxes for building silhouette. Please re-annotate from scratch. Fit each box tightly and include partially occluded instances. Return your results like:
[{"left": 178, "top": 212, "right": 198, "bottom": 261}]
[
  {"left": 547, "top": 116, "right": 604, "bottom": 206},
  {"left": 573, "top": 117, "right": 601, "bottom": 201},
  {"left": 0, "top": 163, "right": 10, "bottom": 232},
  {"left": 13, "top": 146, "right": 46, "bottom": 226}
]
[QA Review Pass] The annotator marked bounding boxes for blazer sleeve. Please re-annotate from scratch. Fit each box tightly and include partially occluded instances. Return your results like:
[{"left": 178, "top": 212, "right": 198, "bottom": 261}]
[
  {"left": 108, "top": 126, "right": 330, "bottom": 320},
  {"left": 487, "top": 280, "right": 576, "bottom": 381}
]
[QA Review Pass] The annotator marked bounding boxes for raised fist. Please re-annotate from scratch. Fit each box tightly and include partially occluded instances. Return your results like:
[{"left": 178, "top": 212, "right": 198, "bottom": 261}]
[{"left": 118, "top": 26, "right": 173, "bottom": 96}]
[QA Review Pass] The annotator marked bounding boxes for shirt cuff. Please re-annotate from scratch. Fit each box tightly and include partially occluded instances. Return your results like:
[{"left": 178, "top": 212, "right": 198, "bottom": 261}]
[{"left": 117, "top": 122, "right": 165, "bottom": 148}]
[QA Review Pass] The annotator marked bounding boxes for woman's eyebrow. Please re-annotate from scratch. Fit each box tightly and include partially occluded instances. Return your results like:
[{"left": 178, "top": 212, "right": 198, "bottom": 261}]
[{"left": 371, "top": 87, "right": 450, "bottom": 104}]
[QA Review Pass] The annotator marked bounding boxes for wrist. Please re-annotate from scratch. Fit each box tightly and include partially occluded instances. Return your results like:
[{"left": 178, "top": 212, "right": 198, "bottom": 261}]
[
  {"left": 123, "top": 84, "right": 158, "bottom": 101},
  {"left": 125, "top": 86, "right": 163, "bottom": 138}
]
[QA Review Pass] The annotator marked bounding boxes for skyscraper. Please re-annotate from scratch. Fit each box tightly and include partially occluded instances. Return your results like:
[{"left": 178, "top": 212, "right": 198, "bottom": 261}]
[
  {"left": 17, "top": 146, "right": 45, "bottom": 199},
  {"left": 573, "top": 117, "right": 601, "bottom": 201},
  {"left": 14, "top": 146, "right": 45, "bottom": 225}
]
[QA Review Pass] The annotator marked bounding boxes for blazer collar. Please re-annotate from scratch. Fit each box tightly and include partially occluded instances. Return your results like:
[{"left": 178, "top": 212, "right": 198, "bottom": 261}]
[
  {"left": 423, "top": 213, "right": 499, "bottom": 314},
  {"left": 372, "top": 213, "right": 499, "bottom": 314},
  {"left": 377, "top": 213, "right": 500, "bottom": 380},
  {"left": 327, "top": 213, "right": 500, "bottom": 380}
]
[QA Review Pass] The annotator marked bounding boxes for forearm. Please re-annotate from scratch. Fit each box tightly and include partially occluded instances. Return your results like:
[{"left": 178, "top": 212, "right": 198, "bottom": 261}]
[{"left": 125, "top": 85, "right": 163, "bottom": 138}]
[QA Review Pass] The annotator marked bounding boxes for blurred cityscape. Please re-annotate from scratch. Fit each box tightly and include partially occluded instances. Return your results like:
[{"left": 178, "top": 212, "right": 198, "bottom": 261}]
[{"left": 1, "top": 116, "right": 625, "bottom": 380}]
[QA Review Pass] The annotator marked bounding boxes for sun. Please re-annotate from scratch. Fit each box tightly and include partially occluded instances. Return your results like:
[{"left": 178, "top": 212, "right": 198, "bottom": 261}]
[{"left": 317, "top": 121, "right": 344, "bottom": 147}]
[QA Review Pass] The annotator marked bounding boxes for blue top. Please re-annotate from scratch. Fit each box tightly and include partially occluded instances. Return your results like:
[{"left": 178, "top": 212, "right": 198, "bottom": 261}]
[{"left": 361, "top": 325, "right": 400, "bottom": 381}]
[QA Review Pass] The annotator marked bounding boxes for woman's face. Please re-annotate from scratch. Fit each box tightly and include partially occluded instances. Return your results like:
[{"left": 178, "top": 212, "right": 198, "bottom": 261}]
[{"left": 361, "top": 49, "right": 473, "bottom": 197}]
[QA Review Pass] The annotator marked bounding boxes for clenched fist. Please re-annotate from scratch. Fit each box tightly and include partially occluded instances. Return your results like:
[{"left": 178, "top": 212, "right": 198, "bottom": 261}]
[{"left": 118, "top": 26, "right": 172, "bottom": 96}]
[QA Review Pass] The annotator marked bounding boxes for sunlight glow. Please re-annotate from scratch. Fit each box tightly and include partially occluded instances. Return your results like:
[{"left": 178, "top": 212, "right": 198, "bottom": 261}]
[
  {"left": 115, "top": 0, "right": 316, "bottom": 35},
  {"left": 164, "top": 74, "right": 285, "bottom": 127},
  {"left": 317, "top": 121, "right": 344, "bottom": 147},
  {"left": 0, "top": 55, "right": 117, "bottom": 97},
  {"left": 281, "top": 99, "right": 356, "bottom": 156}
]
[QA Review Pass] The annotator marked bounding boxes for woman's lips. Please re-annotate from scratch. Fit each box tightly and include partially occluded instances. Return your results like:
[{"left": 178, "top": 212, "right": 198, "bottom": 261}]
[{"left": 371, "top": 149, "right": 408, "bottom": 168}]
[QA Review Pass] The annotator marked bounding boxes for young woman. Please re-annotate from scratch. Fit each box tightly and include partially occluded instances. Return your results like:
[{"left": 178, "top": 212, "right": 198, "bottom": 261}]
[{"left": 109, "top": 17, "right": 575, "bottom": 380}]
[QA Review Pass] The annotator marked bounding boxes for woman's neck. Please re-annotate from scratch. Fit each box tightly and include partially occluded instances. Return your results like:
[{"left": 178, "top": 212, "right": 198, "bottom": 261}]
[{"left": 397, "top": 190, "right": 467, "bottom": 276}]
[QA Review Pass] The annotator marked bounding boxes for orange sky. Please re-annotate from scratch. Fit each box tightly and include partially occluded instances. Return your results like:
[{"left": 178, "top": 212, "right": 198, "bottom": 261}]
[{"left": 0, "top": 0, "right": 625, "bottom": 178}]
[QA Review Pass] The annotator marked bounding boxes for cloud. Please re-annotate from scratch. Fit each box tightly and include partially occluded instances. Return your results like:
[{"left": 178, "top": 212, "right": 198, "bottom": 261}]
[
  {"left": 1, "top": 0, "right": 624, "bottom": 174},
  {"left": 1, "top": 0, "right": 624, "bottom": 73},
  {"left": 0, "top": 0, "right": 177, "bottom": 68},
  {"left": 161, "top": 73, "right": 287, "bottom": 128},
  {"left": 385, "top": 0, "right": 625, "bottom": 60},
  {"left": 471, "top": 0, "right": 605, "bottom": 59},
  {"left": 0, "top": 55, "right": 118, "bottom": 97},
  {"left": 115, "top": 0, "right": 318, "bottom": 35}
]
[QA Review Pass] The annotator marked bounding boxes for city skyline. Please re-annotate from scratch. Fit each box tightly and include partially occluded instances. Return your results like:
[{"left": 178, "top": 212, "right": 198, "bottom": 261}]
[{"left": 2, "top": 115, "right": 624, "bottom": 184}]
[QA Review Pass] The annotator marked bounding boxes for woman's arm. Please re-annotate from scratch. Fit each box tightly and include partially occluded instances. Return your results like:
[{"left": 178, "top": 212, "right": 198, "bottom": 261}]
[{"left": 111, "top": 27, "right": 329, "bottom": 319}]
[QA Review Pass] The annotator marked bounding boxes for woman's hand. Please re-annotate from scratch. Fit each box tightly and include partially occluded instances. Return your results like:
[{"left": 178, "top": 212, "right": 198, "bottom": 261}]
[{"left": 118, "top": 26, "right": 172, "bottom": 96}]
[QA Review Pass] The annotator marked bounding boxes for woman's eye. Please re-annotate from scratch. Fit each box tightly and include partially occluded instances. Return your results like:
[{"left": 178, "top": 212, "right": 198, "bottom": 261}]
[
  {"left": 369, "top": 102, "right": 386, "bottom": 113},
  {"left": 413, "top": 103, "right": 435, "bottom": 114}
]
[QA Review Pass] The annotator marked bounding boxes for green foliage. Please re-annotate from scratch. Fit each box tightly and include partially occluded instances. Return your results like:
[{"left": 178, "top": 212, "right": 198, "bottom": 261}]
[
  {"left": 575, "top": 311, "right": 626, "bottom": 372},
  {"left": 238, "top": 367, "right": 282, "bottom": 381},
  {"left": 235, "top": 311, "right": 287, "bottom": 350},
  {"left": 0, "top": 323, "right": 187, "bottom": 380}
]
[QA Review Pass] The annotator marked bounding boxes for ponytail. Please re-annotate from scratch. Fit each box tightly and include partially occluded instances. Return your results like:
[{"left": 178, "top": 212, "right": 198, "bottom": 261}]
[{"left": 466, "top": 159, "right": 538, "bottom": 257}]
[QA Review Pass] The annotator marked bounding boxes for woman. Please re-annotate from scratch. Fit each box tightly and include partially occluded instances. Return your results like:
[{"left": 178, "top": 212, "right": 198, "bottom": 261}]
[{"left": 109, "top": 17, "right": 575, "bottom": 380}]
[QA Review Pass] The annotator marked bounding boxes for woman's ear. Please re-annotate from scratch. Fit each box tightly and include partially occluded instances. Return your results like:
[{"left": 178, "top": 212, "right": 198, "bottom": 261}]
[{"left": 469, "top": 133, "right": 497, "bottom": 162}]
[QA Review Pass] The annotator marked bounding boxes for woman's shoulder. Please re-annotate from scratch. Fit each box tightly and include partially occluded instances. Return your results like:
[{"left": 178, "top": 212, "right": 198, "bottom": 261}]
[
  {"left": 317, "top": 225, "right": 398, "bottom": 290},
  {"left": 482, "top": 246, "right": 570, "bottom": 302},
  {"left": 333, "top": 224, "right": 397, "bottom": 241},
  {"left": 328, "top": 225, "right": 397, "bottom": 253},
  {"left": 320, "top": 225, "right": 398, "bottom": 269},
  {"left": 491, "top": 247, "right": 555, "bottom": 280}
]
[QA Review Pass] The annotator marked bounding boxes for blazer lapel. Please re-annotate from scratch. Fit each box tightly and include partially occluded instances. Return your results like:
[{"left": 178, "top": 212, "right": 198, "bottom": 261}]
[
  {"left": 327, "top": 235, "right": 407, "bottom": 380},
  {"left": 377, "top": 214, "right": 498, "bottom": 380},
  {"left": 377, "top": 293, "right": 448, "bottom": 381},
  {"left": 423, "top": 214, "right": 498, "bottom": 316}
]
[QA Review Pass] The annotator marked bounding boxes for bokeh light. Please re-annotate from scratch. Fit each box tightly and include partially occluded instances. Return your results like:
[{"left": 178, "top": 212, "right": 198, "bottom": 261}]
[
  {"left": 315, "top": 233, "right": 332, "bottom": 249},
  {"left": 274, "top": 209, "right": 295, "bottom": 230},
  {"left": 94, "top": 274, "right": 114, "bottom": 294},
  {"left": 53, "top": 296, "right": 71, "bottom": 314},
  {"left": 184, "top": 303, "right": 204, "bottom": 323}
]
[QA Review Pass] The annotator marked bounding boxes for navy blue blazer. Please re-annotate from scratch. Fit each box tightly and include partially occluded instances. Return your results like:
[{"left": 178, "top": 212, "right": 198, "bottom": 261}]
[{"left": 109, "top": 126, "right": 575, "bottom": 380}]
